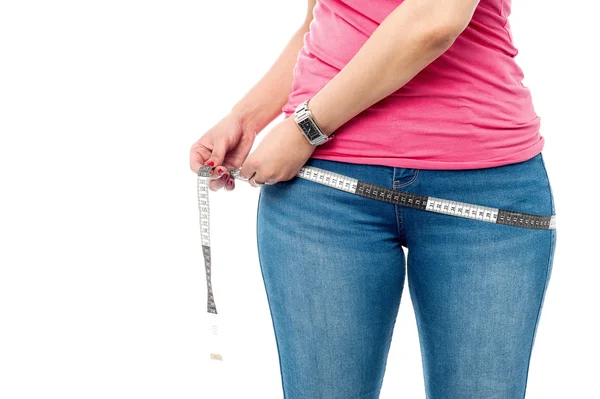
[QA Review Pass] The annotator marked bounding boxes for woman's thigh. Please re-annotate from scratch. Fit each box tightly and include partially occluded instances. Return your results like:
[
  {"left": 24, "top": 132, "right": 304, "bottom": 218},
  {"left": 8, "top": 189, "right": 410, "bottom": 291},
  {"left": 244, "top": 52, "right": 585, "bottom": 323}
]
[
  {"left": 256, "top": 157, "right": 405, "bottom": 399},
  {"left": 402, "top": 152, "right": 557, "bottom": 398}
]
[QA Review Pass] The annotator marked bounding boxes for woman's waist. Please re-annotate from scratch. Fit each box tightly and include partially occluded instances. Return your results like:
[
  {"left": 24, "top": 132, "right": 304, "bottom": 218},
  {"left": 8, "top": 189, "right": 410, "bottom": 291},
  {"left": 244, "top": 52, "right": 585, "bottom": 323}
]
[
  {"left": 284, "top": 101, "right": 543, "bottom": 169},
  {"left": 283, "top": 87, "right": 539, "bottom": 129}
]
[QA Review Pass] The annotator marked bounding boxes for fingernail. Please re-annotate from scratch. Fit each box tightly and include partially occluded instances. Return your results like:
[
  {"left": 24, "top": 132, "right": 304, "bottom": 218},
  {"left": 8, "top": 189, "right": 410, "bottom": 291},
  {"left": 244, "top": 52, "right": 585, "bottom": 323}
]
[
  {"left": 217, "top": 166, "right": 226, "bottom": 174},
  {"left": 221, "top": 174, "right": 228, "bottom": 180},
  {"left": 205, "top": 160, "right": 215, "bottom": 166},
  {"left": 227, "top": 179, "right": 234, "bottom": 186}
]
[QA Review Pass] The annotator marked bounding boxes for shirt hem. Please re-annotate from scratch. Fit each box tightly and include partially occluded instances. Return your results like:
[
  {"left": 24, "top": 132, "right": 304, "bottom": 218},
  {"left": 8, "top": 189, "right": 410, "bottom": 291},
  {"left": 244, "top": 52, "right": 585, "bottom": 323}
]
[{"left": 309, "top": 137, "right": 545, "bottom": 170}]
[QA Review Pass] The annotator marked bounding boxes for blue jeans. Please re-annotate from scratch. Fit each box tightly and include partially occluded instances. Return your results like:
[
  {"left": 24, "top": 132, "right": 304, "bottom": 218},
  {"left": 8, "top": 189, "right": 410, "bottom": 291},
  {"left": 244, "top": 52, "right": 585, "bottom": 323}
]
[{"left": 256, "top": 152, "right": 557, "bottom": 399}]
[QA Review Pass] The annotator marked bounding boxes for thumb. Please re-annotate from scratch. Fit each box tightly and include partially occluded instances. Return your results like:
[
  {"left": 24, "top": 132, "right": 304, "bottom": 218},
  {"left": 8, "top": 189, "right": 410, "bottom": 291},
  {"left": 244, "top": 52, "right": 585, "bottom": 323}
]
[{"left": 204, "top": 139, "right": 229, "bottom": 167}]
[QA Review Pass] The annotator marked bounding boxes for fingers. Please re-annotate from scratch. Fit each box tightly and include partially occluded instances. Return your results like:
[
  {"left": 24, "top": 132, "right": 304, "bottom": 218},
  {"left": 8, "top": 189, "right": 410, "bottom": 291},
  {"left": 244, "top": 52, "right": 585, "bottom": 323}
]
[
  {"left": 202, "top": 140, "right": 237, "bottom": 192},
  {"left": 190, "top": 141, "right": 212, "bottom": 174},
  {"left": 208, "top": 173, "right": 234, "bottom": 191},
  {"left": 204, "top": 139, "right": 229, "bottom": 168},
  {"left": 239, "top": 161, "right": 258, "bottom": 187},
  {"left": 239, "top": 160, "right": 269, "bottom": 188},
  {"left": 191, "top": 143, "right": 236, "bottom": 194},
  {"left": 247, "top": 175, "right": 266, "bottom": 188},
  {"left": 207, "top": 165, "right": 233, "bottom": 192},
  {"left": 224, "top": 175, "right": 235, "bottom": 191}
]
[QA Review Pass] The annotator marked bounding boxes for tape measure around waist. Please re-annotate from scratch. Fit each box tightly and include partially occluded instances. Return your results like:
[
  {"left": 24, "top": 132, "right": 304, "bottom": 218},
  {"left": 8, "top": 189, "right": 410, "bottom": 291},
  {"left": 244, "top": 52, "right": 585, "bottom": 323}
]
[{"left": 198, "top": 163, "right": 557, "bottom": 361}]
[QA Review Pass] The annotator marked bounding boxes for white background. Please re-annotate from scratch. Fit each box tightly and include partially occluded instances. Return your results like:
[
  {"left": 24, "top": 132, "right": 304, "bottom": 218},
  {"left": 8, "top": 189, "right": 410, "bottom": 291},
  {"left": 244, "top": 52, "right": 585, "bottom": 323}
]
[{"left": 1, "top": 1, "right": 598, "bottom": 398}]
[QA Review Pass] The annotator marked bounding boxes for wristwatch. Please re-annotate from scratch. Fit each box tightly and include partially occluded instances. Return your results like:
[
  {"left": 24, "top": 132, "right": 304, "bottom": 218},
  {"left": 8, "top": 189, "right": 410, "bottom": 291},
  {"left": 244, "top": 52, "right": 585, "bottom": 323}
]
[{"left": 294, "top": 99, "right": 335, "bottom": 145}]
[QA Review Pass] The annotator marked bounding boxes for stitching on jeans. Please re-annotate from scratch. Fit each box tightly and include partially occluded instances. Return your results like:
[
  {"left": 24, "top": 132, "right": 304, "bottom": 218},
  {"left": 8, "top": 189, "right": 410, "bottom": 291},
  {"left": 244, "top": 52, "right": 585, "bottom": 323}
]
[
  {"left": 395, "top": 200, "right": 403, "bottom": 240},
  {"left": 392, "top": 168, "right": 403, "bottom": 240},
  {"left": 393, "top": 169, "right": 420, "bottom": 188}
]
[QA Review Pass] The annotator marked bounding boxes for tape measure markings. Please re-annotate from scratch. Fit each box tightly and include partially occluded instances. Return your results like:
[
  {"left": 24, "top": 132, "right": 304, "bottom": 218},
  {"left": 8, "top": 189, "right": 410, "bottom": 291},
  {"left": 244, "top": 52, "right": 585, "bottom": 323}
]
[
  {"left": 294, "top": 165, "right": 555, "bottom": 230},
  {"left": 197, "top": 168, "right": 222, "bottom": 362}
]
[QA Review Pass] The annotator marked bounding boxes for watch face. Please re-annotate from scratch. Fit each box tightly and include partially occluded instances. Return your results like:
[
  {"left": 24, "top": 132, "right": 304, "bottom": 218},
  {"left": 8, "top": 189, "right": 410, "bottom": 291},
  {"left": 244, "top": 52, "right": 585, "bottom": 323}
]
[{"left": 299, "top": 119, "right": 322, "bottom": 141}]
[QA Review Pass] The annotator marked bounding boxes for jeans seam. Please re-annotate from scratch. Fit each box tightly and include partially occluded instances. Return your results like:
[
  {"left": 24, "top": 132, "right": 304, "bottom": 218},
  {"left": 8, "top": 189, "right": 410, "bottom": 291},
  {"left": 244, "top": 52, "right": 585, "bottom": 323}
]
[
  {"left": 395, "top": 205, "right": 403, "bottom": 245},
  {"left": 392, "top": 168, "right": 403, "bottom": 240}
]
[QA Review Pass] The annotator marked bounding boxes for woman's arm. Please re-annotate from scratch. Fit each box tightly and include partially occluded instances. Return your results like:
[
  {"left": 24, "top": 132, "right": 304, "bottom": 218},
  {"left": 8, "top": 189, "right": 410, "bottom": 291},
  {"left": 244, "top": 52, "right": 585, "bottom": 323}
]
[
  {"left": 231, "top": 0, "right": 317, "bottom": 135},
  {"left": 237, "top": 0, "right": 481, "bottom": 185},
  {"left": 308, "top": 0, "right": 480, "bottom": 135}
]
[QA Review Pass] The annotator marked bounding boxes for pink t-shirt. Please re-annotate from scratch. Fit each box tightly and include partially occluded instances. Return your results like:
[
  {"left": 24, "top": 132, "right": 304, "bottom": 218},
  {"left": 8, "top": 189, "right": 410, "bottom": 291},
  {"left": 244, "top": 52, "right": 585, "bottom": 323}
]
[{"left": 282, "top": 0, "right": 544, "bottom": 170}]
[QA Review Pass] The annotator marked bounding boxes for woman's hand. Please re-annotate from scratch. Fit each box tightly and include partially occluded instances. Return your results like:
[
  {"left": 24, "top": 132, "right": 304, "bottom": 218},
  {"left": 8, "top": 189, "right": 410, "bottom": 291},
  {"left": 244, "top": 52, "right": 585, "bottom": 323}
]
[
  {"left": 189, "top": 112, "right": 257, "bottom": 191},
  {"left": 240, "top": 116, "right": 317, "bottom": 187}
]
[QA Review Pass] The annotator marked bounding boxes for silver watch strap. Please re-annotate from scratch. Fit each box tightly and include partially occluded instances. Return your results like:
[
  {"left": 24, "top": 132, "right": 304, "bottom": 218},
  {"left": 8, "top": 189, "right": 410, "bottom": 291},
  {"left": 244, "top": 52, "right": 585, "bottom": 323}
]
[{"left": 294, "top": 99, "right": 334, "bottom": 145}]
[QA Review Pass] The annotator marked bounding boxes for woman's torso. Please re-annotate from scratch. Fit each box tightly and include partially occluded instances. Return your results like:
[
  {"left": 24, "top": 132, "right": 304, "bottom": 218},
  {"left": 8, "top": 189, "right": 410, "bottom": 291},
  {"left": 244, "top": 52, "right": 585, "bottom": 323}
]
[{"left": 282, "top": 0, "right": 544, "bottom": 170}]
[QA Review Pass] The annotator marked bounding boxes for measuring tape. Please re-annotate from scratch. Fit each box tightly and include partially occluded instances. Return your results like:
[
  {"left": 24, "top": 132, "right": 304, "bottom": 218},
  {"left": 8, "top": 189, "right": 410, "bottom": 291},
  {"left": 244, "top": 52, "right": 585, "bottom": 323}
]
[{"left": 198, "top": 164, "right": 556, "bottom": 361}]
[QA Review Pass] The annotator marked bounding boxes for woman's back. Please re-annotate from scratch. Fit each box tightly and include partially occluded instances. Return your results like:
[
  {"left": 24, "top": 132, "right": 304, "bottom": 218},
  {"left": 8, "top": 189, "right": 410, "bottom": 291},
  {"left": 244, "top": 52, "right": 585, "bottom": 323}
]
[{"left": 283, "top": 0, "right": 544, "bottom": 170}]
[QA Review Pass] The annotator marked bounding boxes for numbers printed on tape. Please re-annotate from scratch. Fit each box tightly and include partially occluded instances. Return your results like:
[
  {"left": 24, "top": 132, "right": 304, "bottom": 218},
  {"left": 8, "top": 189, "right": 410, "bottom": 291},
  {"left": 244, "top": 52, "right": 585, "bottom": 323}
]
[{"left": 293, "top": 165, "right": 555, "bottom": 230}]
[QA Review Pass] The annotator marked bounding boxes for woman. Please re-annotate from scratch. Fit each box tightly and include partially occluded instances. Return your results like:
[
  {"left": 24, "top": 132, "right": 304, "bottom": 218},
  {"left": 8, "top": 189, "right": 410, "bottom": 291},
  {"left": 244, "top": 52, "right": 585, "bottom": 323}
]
[{"left": 190, "top": 0, "right": 557, "bottom": 397}]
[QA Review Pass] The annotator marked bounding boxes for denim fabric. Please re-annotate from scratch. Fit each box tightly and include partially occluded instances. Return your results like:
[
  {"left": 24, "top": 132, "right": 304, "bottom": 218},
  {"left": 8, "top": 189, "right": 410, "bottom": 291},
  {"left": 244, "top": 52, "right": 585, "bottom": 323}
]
[{"left": 256, "top": 152, "right": 557, "bottom": 399}]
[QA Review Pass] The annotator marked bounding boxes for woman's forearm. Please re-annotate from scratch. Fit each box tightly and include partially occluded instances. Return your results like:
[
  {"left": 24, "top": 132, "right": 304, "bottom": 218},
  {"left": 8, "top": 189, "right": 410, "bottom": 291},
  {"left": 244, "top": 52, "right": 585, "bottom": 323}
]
[
  {"left": 308, "top": 0, "right": 480, "bottom": 135},
  {"left": 231, "top": 22, "right": 311, "bottom": 135}
]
